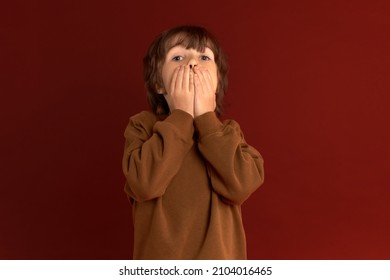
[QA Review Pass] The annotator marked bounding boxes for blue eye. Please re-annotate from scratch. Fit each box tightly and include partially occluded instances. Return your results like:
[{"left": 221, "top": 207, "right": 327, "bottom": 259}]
[{"left": 172, "top": 56, "right": 183, "bottom": 61}]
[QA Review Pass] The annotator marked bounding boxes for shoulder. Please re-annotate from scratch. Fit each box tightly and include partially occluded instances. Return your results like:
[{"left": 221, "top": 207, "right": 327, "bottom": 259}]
[
  {"left": 130, "top": 111, "right": 158, "bottom": 124},
  {"left": 125, "top": 111, "right": 158, "bottom": 138}
]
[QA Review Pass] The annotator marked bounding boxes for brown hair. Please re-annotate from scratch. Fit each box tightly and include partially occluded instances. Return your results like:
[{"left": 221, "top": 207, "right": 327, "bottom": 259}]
[{"left": 143, "top": 25, "right": 228, "bottom": 116}]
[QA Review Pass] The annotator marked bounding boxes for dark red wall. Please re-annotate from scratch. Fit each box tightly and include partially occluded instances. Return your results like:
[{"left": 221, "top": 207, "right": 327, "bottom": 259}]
[{"left": 1, "top": 0, "right": 389, "bottom": 259}]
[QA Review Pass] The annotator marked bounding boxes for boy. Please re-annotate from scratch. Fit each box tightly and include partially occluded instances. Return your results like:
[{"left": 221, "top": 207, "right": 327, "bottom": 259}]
[{"left": 122, "top": 25, "right": 264, "bottom": 259}]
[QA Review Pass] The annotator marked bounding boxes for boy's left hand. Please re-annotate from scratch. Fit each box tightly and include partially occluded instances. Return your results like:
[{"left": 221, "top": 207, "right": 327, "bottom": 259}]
[{"left": 193, "top": 66, "right": 216, "bottom": 118}]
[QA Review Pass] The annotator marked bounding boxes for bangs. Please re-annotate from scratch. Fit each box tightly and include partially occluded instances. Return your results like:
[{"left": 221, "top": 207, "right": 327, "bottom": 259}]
[{"left": 162, "top": 29, "right": 218, "bottom": 55}]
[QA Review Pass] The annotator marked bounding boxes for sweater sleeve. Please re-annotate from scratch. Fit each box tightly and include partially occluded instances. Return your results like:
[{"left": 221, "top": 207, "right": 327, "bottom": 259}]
[
  {"left": 122, "top": 110, "right": 194, "bottom": 202},
  {"left": 194, "top": 112, "right": 264, "bottom": 205}
]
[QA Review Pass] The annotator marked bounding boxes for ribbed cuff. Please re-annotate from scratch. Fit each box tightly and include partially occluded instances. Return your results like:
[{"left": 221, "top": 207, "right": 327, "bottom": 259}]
[
  {"left": 194, "top": 111, "right": 223, "bottom": 138},
  {"left": 164, "top": 109, "right": 194, "bottom": 136}
]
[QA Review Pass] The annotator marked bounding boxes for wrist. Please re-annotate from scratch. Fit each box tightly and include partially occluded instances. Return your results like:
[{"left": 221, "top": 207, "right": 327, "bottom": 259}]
[
  {"left": 169, "top": 103, "right": 194, "bottom": 118},
  {"left": 194, "top": 109, "right": 213, "bottom": 118}
]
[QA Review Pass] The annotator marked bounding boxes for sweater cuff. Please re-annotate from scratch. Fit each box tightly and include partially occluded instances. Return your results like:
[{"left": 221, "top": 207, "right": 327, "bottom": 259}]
[
  {"left": 164, "top": 109, "right": 194, "bottom": 136},
  {"left": 194, "top": 111, "right": 223, "bottom": 138}
]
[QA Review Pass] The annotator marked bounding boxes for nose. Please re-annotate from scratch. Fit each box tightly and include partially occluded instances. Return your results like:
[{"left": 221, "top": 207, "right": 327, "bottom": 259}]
[{"left": 187, "top": 55, "right": 198, "bottom": 69}]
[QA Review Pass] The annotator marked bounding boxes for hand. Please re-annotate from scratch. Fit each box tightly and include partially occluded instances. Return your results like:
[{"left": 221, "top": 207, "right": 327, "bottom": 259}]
[
  {"left": 193, "top": 66, "right": 216, "bottom": 118},
  {"left": 164, "top": 65, "right": 194, "bottom": 117}
]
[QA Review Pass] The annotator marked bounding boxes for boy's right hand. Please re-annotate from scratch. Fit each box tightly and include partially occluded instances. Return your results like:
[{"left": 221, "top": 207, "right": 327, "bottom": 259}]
[{"left": 164, "top": 65, "right": 194, "bottom": 118}]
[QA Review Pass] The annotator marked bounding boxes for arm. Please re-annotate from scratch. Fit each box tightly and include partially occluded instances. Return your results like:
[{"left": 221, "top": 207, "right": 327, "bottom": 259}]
[
  {"left": 122, "top": 110, "right": 194, "bottom": 202},
  {"left": 194, "top": 112, "right": 264, "bottom": 205}
]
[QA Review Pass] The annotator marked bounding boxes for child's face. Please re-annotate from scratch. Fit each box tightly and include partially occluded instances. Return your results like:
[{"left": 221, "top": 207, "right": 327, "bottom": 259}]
[{"left": 158, "top": 44, "right": 218, "bottom": 94}]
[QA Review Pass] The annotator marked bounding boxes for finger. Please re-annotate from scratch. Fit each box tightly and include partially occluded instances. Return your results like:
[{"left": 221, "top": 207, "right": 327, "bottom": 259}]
[
  {"left": 189, "top": 69, "right": 194, "bottom": 93},
  {"left": 199, "top": 68, "right": 213, "bottom": 90},
  {"left": 199, "top": 68, "right": 213, "bottom": 94},
  {"left": 175, "top": 65, "right": 185, "bottom": 91},
  {"left": 183, "top": 65, "right": 190, "bottom": 92},
  {"left": 193, "top": 66, "right": 207, "bottom": 92},
  {"left": 170, "top": 66, "right": 180, "bottom": 94},
  {"left": 196, "top": 68, "right": 208, "bottom": 95},
  {"left": 194, "top": 72, "right": 202, "bottom": 94},
  {"left": 204, "top": 69, "right": 215, "bottom": 93},
  {"left": 200, "top": 69, "right": 216, "bottom": 110}
]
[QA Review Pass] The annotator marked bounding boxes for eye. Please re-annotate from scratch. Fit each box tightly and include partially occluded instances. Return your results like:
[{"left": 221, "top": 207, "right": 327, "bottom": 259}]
[
  {"left": 200, "top": 55, "right": 211, "bottom": 61},
  {"left": 172, "top": 56, "right": 183, "bottom": 61}
]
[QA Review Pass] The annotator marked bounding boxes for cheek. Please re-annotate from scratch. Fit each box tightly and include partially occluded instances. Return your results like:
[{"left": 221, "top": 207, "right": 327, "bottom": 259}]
[{"left": 161, "top": 66, "right": 174, "bottom": 89}]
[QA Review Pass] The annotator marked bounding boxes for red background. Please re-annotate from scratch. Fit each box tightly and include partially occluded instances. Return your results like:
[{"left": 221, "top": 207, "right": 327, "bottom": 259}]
[{"left": 1, "top": 0, "right": 390, "bottom": 259}]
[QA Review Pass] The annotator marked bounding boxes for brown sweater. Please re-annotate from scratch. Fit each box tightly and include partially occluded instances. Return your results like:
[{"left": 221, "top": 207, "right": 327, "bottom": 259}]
[{"left": 122, "top": 109, "right": 264, "bottom": 259}]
